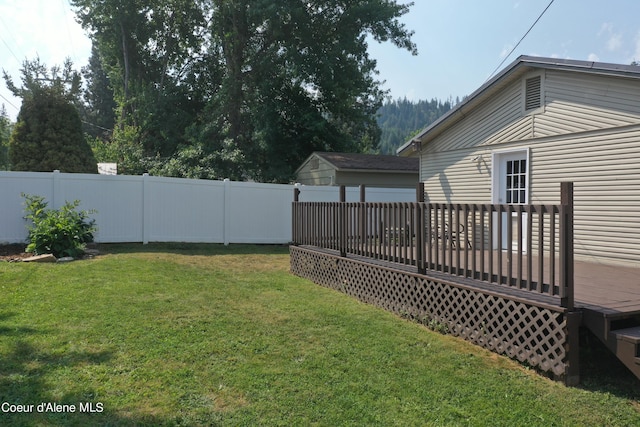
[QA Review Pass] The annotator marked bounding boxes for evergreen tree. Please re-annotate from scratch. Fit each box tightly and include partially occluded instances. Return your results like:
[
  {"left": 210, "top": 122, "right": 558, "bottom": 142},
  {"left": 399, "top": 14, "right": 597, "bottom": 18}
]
[
  {"left": 0, "top": 105, "right": 11, "bottom": 170},
  {"left": 376, "top": 98, "right": 453, "bottom": 154},
  {"left": 9, "top": 87, "right": 97, "bottom": 173},
  {"left": 5, "top": 59, "right": 97, "bottom": 173}
]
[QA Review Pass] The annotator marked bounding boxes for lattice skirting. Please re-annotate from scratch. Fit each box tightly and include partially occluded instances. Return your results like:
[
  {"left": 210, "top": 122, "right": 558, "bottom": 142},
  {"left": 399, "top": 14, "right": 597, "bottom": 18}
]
[{"left": 290, "top": 245, "right": 569, "bottom": 378}]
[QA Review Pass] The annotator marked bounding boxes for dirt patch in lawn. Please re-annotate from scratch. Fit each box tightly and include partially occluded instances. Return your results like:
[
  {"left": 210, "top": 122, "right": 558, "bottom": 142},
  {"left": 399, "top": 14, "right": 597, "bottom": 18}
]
[{"left": 0, "top": 244, "right": 31, "bottom": 261}]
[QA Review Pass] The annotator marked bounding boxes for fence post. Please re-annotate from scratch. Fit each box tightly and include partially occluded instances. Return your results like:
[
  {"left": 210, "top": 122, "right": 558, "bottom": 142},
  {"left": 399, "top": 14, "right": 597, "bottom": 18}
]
[
  {"left": 223, "top": 178, "right": 231, "bottom": 246},
  {"left": 340, "top": 185, "right": 346, "bottom": 257},
  {"left": 52, "top": 170, "right": 61, "bottom": 209},
  {"left": 142, "top": 173, "right": 150, "bottom": 244}
]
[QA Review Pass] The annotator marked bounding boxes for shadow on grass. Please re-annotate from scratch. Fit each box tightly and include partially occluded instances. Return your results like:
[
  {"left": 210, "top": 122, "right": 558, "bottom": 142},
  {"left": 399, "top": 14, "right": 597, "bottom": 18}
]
[
  {"left": 97, "top": 242, "right": 291, "bottom": 257},
  {"left": 577, "top": 328, "right": 640, "bottom": 399},
  {"left": 0, "top": 312, "right": 177, "bottom": 426}
]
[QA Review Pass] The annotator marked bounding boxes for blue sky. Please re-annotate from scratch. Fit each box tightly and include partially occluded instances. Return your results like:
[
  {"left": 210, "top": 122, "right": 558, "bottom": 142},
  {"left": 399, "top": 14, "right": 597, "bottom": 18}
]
[
  {"left": 371, "top": 0, "right": 640, "bottom": 103},
  {"left": 1, "top": 0, "right": 640, "bottom": 120}
]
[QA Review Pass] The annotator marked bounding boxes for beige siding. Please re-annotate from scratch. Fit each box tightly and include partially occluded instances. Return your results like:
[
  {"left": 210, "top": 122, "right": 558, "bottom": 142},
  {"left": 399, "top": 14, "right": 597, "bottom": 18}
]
[
  {"left": 419, "top": 67, "right": 640, "bottom": 267},
  {"left": 296, "top": 156, "right": 336, "bottom": 185},
  {"left": 536, "top": 70, "right": 640, "bottom": 137},
  {"left": 424, "top": 83, "right": 531, "bottom": 154},
  {"left": 424, "top": 70, "right": 640, "bottom": 157},
  {"left": 421, "top": 149, "right": 492, "bottom": 203},
  {"left": 529, "top": 127, "right": 640, "bottom": 266},
  {"left": 336, "top": 171, "right": 418, "bottom": 188},
  {"left": 421, "top": 126, "right": 640, "bottom": 267}
]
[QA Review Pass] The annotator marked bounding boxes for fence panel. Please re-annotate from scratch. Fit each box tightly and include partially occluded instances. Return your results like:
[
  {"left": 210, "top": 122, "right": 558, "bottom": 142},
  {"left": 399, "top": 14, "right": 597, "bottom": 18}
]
[
  {"left": 0, "top": 172, "right": 54, "bottom": 243},
  {"left": 227, "top": 181, "right": 294, "bottom": 244},
  {"left": 61, "top": 173, "right": 145, "bottom": 243},
  {"left": 145, "top": 176, "right": 225, "bottom": 243},
  {"left": 1, "top": 171, "right": 414, "bottom": 245}
]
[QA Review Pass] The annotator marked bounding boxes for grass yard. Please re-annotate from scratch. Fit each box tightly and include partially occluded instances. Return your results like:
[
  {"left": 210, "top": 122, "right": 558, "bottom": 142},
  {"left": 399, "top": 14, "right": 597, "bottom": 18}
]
[{"left": 0, "top": 243, "right": 639, "bottom": 426}]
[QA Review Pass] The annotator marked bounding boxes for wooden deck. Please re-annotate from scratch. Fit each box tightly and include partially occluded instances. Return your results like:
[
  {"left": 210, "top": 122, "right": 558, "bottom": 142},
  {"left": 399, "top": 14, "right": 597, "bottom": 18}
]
[
  {"left": 572, "top": 259, "right": 640, "bottom": 314},
  {"left": 336, "top": 243, "right": 640, "bottom": 314},
  {"left": 291, "top": 188, "right": 640, "bottom": 382}
]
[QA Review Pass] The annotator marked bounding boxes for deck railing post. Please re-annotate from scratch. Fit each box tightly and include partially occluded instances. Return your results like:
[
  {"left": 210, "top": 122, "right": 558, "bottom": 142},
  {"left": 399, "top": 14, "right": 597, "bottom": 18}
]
[
  {"left": 359, "top": 185, "right": 366, "bottom": 254},
  {"left": 416, "top": 183, "right": 425, "bottom": 274},
  {"left": 340, "top": 185, "right": 346, "bottom": 257},
  {"left": 565, "top": 311, "right": 581, "bottom": 386},
  {"left": 560, "top": 182, "right": 575, "bottom": 310},
  {"left": 292, "top": 186, "right": 300, "bottom": 245}
]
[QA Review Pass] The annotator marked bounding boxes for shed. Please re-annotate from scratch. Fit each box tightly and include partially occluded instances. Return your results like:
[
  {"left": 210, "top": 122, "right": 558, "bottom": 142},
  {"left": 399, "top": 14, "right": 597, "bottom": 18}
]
[
  {"left": 398, "top": 55, "right": 640, "bottom": 268},
  {"left": 295, "top": 152, "right": 419, "bottom": 188}
]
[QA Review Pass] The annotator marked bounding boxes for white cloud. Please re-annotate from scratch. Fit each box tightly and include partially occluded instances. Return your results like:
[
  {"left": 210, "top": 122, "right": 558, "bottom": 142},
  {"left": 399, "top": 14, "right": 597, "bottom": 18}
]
[
  {"left": 597, "top": 22, "right": 622, "bottom": 52},
  {"left": 587, "top": 53, "right": 600, "bottom": 62},
  {"left": 607, "top": 33, "right": 622, "bottom": 52},
  {"left": 598, "top": 22, "right": 614, "bottom": 37}
]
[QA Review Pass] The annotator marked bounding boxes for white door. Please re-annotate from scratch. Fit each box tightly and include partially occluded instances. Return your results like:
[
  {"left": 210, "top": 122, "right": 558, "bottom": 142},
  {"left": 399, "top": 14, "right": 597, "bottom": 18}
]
[{"left": 492, "top": 150, "right": 529, "bottom": 250}]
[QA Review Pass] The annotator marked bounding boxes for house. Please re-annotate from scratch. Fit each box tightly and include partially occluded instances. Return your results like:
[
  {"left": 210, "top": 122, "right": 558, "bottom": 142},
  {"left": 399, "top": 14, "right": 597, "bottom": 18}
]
[
  {"left": 398, "top": 55, "right": 640, "bottom": 268},
  {"left": 295, "top": 152, "right": 419, "bottom": 188}
]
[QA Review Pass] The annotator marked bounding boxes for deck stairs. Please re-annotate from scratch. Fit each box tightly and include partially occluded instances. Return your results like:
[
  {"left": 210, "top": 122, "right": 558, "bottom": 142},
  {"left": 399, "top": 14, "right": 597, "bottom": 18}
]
[{"left": 582, "top": 308, "right": 640, "bottom": 380}]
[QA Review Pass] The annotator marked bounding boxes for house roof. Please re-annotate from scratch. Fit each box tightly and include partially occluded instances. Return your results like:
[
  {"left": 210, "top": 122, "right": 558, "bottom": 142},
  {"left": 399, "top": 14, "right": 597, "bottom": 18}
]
[
  {"left": 299, "top": 152, "right": 419, "bottom": 173},
  {"left": 397, "top": 55, "right": 640, "bottom": 156}
]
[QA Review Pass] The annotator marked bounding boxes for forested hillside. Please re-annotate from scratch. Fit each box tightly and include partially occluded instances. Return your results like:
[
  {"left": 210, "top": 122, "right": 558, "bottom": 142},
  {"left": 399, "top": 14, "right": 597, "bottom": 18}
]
[{"left": 376, "top": 98, "right": 455, "bottom": 154}]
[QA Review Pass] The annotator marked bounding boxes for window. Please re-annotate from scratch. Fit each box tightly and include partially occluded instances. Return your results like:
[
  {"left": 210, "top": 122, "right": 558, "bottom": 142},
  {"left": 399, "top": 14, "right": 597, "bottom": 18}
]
[
  {"left": 505, "top": 158, "right": 527, "bottom": 204},
  {"left": 310, "top": 158, "right": 319, "bottom": 170}
]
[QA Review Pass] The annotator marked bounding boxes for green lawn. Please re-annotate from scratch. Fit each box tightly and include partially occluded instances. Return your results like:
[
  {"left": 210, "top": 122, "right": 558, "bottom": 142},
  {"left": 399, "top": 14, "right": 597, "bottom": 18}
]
[{"left": 0, "top": 243, "right": 639, "bottom": 426}]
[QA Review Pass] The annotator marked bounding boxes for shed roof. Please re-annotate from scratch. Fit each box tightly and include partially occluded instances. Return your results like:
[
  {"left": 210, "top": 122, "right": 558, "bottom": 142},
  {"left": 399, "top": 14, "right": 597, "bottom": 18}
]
[
  {"left": 300, "top": 152, "right": 419, "bottom": 173},
  {"left": 397, "top": 55, "right": 640, "bottom": 155}
]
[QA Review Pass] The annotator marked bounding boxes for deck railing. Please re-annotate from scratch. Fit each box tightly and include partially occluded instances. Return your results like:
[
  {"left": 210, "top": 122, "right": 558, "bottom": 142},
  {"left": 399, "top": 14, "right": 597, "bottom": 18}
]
[{"left": 292, "top": 183, "right": 575, "bottom": 308}]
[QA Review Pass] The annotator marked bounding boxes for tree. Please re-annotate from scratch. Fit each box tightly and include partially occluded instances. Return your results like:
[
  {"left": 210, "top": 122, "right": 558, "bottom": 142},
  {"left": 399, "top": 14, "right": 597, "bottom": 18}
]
[
  {"left": 71, "top": 0, "right": 417, "bottom": 182},
  {"left": 376, "top": 98, "right": 453, "bottom": 154},
  {"left": 81, "top": 45, "right": 117, "bottom": 139},
  {"left": 0, "top": 105, "right": 11, "bottom": 170},
  {"left": 195, "top": 0, "right": 417, "bottom": 181},
  {"left": 72, "top": 0, "right": 207, "bottom": 156},
  {"left": 3, "top": 57, "right": 81, "bottom": 102},
  {"left": 9, "top": 87, "right": 97, "bottom": 173},
  {"left": 5, "top": 59, "right": 97, "bottom": 173}
]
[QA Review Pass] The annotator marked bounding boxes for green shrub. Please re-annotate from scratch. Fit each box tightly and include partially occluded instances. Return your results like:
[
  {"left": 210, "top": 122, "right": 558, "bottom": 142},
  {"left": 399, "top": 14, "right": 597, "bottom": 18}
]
[{"left": 22, "top": 193, "right": 97, "bottom": 258}]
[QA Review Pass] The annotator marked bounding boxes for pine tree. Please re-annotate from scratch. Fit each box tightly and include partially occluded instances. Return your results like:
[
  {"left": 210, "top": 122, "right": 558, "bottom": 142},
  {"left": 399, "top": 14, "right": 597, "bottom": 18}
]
[
  {"left": 376, "top": 98, "right": 453, "bottom": 154},
  {"left": 9, "top": 87, "right": 97, "bottom": 173},
  {"left": 4, "top": 58, "right": 97, "bottom": 173}
]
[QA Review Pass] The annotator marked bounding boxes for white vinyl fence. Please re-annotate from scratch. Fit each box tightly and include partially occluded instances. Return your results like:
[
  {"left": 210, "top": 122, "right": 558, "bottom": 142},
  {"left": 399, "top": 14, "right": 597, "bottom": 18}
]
[{"left": 0, "top": 171, "right": 415, "bottom": 245}]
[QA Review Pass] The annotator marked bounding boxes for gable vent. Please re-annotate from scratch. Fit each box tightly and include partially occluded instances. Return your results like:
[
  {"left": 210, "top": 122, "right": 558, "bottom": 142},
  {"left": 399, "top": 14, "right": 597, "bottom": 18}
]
[{"left": 525, "top": 76, "right": 542, "bottom": 111}]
